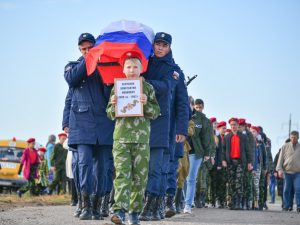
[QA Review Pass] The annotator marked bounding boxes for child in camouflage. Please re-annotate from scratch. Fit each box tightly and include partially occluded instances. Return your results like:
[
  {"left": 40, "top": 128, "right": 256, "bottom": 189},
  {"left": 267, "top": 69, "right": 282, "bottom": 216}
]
[{"left": 106, "top": 56, "right": 160, "bottom": 225}]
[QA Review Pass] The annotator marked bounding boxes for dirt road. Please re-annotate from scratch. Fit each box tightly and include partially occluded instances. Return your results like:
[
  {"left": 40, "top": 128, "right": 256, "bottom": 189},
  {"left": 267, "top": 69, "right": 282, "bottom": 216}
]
[{"left": 0, "top": 202, "right": 299, "bottom": 225}]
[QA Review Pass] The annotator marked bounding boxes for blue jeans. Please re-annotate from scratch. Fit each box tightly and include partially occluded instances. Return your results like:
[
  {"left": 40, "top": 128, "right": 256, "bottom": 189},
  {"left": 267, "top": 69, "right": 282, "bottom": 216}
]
[
  {"left": 185, "top": 154, "right": 203, "bottom": 207},
  {"left": 78, "top": 144, "right": 112, "bottom": 196},
  {"left": 146, "top": 148, "right": 164, "bottom": 196},
  {"left": 269, "top": 174, "right": 276, "bottom": 203},
  {"left": 283, "top": 172, "right": 300, "bottom": 209},
  {"left": 71, "top": 150, "right": 80, "bottom": 193}
]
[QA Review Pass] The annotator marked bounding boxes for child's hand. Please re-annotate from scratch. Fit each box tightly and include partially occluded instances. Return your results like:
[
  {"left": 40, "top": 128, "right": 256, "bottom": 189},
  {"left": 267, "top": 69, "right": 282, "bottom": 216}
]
[
  {"left": 111, "top": 95, "right": 117, "bottom": 105},
  {"left": 140, "top": 94, "right": 147, "bottom": 105}
]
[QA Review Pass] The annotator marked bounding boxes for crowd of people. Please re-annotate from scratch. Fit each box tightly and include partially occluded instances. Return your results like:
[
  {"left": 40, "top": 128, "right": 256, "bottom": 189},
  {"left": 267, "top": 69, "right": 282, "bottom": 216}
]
[{"left": 16, "top": 30, "right": 300, "bottom": 225}]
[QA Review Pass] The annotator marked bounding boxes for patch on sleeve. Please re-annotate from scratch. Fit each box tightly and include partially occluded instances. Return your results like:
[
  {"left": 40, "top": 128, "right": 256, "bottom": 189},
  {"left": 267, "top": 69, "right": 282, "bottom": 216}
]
[
  {"left": 64, "top": 65, "right": 72, "bottom": 72},
  {"left": 172, "top": 71, "right": 179, "bottom": 80},
  {"left": 195, "top": 123, "right": 202, "bottom": 128}
]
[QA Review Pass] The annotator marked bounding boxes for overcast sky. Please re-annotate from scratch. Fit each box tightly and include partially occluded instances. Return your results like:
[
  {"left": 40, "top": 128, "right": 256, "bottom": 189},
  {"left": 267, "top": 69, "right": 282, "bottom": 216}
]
[{"left": 0, "top": 0, "right": 299, "bottom": 156}]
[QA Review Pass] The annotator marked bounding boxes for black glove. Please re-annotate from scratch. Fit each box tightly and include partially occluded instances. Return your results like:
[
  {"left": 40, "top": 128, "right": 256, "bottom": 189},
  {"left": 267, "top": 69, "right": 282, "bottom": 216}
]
[{"left": 18, "top": 164, "right": 23, "bottom": 175}]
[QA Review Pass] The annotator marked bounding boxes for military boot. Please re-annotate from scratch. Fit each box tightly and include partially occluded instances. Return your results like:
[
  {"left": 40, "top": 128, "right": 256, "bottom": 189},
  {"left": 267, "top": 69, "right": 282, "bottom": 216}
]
[
  {"left": 236, "top": 196, "right": 242, "bottom": 210},
  {"left": 230, "top": 197, "right": 237, "bottom": 210},
  {"left": 165, "top": 194, "right": 176, "bottom": 218},
  {"left": 79, "top": 194, "right": 92, "bottom": 220},
  {"left": 70, "top": 189, "right": 78, "bottom": 206},
  {"left": 200, "top": 191, "right": 206, "bottom": 208},
  {"left": 152, "top": 197, "right": 161, "bottom": 221},
  {"left": 101, "top": 193, "right": 110, "bottom": 217},
  {"left": 175, "top": 188, "right": 183, "bottom": 214},
  {"left": 158, "top": 196, "right": 165, "bottom": 219},
  {"left": 91, "top": 195, "right": 104, "bottom": 220},
  {"left": 139, "top": 194, "right": 154, "bottom": 221},
  {"left": 74, "top": 192, "right": 82, "bottom": 217},
  {"left": 246, "top": 198, "right": 251, "bottom": 210}
]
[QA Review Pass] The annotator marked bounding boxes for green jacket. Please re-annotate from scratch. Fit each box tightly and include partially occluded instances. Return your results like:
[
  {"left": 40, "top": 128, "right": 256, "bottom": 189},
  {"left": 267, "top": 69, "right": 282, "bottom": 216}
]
[
  {"left": 38, "top": 158, "right": 49, "bottom": 186},
  {"left": 191, "top": 111, "right": 213, "bottom": 159},
  {"left": 50, "top": 143, "right": 68, "bottom": 169},
  {"left": 106, "top": 81, "right": 160, "bottom": 143}
]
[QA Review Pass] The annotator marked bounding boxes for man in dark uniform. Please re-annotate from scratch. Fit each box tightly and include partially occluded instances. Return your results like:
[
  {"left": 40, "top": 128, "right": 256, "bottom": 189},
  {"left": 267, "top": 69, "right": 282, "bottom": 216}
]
[
  {"left": 222, "top": 118, "right": 253, "bottom": 210},
  {"left": 139, "top": 32, "right": 180, "bottom": 221},
  {"left": 63, "top": 33, "right": 114, "bottom": 220},
  {"left": 48, "top": 133, "right": 68, "bottom": 195}
]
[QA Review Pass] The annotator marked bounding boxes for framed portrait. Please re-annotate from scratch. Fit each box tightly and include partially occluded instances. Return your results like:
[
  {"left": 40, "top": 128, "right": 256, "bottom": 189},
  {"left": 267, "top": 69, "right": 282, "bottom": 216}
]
[{"left": 114, "top": 78, "right": 143, "bottom": 117}]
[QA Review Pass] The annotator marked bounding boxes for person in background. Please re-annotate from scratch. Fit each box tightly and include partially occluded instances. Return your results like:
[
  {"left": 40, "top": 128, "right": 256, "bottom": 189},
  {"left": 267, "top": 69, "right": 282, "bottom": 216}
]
[
  {"left": 276, "top": 131, "right": 300, "bottom": 213},
  {"left": 46, "top": 134, "right": 56, "bottom": 183},
  {"left": 36, "top": 147, "right": 49, "bottom": 195},
  {"left": 17, "top": 138, "right": 40, "bottom": 197}
]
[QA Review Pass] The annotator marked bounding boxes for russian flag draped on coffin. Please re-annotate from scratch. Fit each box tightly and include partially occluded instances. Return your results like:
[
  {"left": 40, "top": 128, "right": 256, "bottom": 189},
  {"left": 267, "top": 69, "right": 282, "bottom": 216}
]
[{"left": 85, "top": 20, "right": 155, "bottom": 84}]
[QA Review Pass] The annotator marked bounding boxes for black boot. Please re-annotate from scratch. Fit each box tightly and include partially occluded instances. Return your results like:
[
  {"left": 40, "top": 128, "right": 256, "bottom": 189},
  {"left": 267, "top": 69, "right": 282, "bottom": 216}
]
[
  {"left": 200, "top": 191, "right": 206, "bottom": 208},
  {"left": 70, "top": 188, "right": 78, "bottom": 206},
  {"left": 101, "top": 193, "right": 110, "bottom": 217},
  {"left": 165, "top": 194, "right": 176, "bottom": 218},
  {"left": 175, "top": 188, "right": 183, "bottom": 214},
  {"left": 236, "top": 196, "right": 242, "bottom": 210},
  {"left": 158, "top": 196, "right": 165, "bottom": 219},
  {"left": 246, "top": 199, "right": 251, "bottom": 210},
  {"left": 79, "top": 194, "right": 92, "bottom": 220},
  {"left": 74, "top": 192, "right": 82, "bottom": 217},
  {"left": 139, "top": 194, "right": 154, "bottom": 221},
  {"left": 230, "top": 197, "right": 237, "bottom": 210},
  {"left": 152, "top": 197, "right": 161, "bottom": 221},
  {"left": 91, "top": 195, "right": 104, "bottom": 220}
]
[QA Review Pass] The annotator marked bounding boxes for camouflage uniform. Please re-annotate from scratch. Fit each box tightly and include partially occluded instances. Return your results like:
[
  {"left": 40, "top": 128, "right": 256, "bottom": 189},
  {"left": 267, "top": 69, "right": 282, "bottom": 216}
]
[
  {"left": 258, "top": 139, "right": 269, "bottom": 209},
  {"left": 243, "top": 129, "right": 255, "bottom": 208},
  {"left": 37, "top": 158, "right": 49, "bottom": 193},
  {"left": 49, "top": 143, "right": 68, "bottom": 194},
  {"left": 106, "top": 81, "right": 160, "bottom": 213}
]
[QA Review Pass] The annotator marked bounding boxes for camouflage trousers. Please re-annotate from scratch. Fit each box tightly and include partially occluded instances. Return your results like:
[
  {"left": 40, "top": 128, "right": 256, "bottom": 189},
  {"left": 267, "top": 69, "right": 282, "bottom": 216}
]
[
  {"left": 210, "top": 166, "right": 227, "bottom": 204},
  {"left": 49, "top": 168, "right": 67, "bottom": 194},
  {"left": 258, "top": 171, "right": 266, "bottom": 208},
  {"left": 112, "top": 142, "right": 150, "bottom": 212},
  {"left": 228, "top": 161, "right": 244, "bottom": 199},
  {"left": 252, "top": 168, "right": 261, "bottom": 201},
  {"left": 243, "top": 169, "right": 253, "bottom": 200},
  {"left": 177, "top": 150, "right": 190, "bottom": 189},
  {"left": 19, "top": 166, "right": 37, "bottom": 195}
]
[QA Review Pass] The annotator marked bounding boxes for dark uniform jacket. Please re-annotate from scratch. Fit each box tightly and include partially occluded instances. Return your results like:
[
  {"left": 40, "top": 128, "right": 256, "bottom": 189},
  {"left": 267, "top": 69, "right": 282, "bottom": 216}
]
[
  {"left": 143, "top": 51, "right": 179, "bottom": 148},
  {"left": 64, "top": 57, "right": 115, "bottom": 148},
  {"left": 223, "top": 131, "right": 253, "bottom": 166},
  {"left": 215, "top": 134, "right": 225, "bottom": 167},
  {"left": 190, "top": 111, "right": 213, "bottom": 159}
]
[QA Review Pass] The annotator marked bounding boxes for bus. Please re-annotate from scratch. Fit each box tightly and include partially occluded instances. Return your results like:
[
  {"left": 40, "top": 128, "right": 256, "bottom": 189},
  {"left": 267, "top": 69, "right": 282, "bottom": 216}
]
[{"left": 0, "top": 138, "right": 41, "bottom": 192}]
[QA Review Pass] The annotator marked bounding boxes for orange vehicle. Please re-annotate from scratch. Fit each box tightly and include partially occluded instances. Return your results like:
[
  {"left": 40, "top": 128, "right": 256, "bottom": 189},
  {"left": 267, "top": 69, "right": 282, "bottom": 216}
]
[{"left": 0, "top": 138, "right": 41, "bottom": 191}]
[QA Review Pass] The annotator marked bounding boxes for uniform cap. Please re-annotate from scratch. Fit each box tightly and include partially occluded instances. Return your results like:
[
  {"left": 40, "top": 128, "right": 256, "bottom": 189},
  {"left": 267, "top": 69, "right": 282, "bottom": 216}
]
[
  {"left": 27, "top": 138, "right": 35, "bottom": 143},
  {"left": 228, "top": 117, "right": 238, "bottom": 124},
  {"left": 154, "top": 32, "right": 172, "bottom": 45},
  {"left": 251, "top": 126, "right": 260, "bottom": 133},
  {"left": 78, "top": 33, "right": 95, "bottom": 45},
  {"left": 210, "top": 117, "right": 217, "bottom": 123},
  {"left": 58, "top": 133, "right": 67, "bottom": 138},
  {"left": 238, "top": 118, "right": 246, "bottom": 125},
  {"left": 38, "top": 147, "right": 46, "bottom": 153},
  {"left": 217, "top": 121, "right": 226, "bottom": 128}
]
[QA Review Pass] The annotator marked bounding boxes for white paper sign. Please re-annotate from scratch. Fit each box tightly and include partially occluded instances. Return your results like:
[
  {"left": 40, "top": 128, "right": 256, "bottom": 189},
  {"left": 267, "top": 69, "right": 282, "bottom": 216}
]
[{"left": 115, "top": 78, "right": 143, "bottom": 117}]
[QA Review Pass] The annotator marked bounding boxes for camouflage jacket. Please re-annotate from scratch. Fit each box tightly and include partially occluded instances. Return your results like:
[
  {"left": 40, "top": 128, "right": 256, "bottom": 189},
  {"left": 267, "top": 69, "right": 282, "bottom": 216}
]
[
  {"left": 106, "top": 81, "right": 160, "bottom": 144},
  {"left": 50, "top": 143, "right": 68, "bottom": 169}
]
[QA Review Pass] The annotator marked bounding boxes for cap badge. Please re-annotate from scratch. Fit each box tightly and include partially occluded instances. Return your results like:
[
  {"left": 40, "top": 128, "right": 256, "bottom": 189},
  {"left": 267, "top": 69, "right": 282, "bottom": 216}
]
[{"left": 161, "top": 33, "right": 165, "bottom": 37}]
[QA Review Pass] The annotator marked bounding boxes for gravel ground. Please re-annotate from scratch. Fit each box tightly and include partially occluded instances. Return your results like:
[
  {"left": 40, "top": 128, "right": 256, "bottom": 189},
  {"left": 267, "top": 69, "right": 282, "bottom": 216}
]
[{"left": 0, "top": 202, "right": 299, "bottom": 225}]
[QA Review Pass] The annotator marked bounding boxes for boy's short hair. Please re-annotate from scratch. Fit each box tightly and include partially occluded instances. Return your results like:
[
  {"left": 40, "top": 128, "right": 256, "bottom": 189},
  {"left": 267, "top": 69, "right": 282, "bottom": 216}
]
[
  {"left": 291, "top": 130, "right": 299, "bottom": 137},
  {"left": 194, "top": 98, "right": 204, "bottom": 106},
  {"left": 123, "top": 57, "right": 143, "bottom": 70}
]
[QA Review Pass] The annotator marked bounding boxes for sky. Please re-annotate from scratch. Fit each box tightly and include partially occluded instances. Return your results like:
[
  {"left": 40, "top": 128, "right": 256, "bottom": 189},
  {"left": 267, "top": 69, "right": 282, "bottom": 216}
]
[{"left": 0, "top": 0, "right": 299, "bottom": 156}]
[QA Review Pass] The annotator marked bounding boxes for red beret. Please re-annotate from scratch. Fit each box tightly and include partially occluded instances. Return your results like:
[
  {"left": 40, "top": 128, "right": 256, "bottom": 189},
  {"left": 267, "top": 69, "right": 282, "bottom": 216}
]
[
  {"left": 251, "top": 126, "right": 260, "bottom": 133},
  {"left": 217, "top": 121, "right": 226, "bottom": 128},
  {"left": 27, "top": 138, "right": 35, "bottom": 143},
  {"left": 238, "top": 118, "right": 246, "bottom": 125},
  {"left": 38, "top": 147, "right": 46, "bottom": 153},
  {"left": 209, "top": 117, "right": 217, "bottom": 123},
  {"left": 119, "top": 51, "right": 142, "bottom": 66},
  {"left": 228, "top": 117, "right": 238, "bottom": 124},
  {"left": 247, "top": 123, "right": 252, "bottom": 128},
  {"left": 58, "top": 133, "right": 67, "bottom": 138},
  {"left": 226, "top": 129, "right": 232, "bottom": 133}
]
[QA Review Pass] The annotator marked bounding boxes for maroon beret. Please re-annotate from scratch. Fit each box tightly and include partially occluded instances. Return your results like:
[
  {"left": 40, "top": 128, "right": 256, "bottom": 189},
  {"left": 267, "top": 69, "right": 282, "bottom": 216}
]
[
  {"left": 38, "top": 147, "right": 46, "bottom": 153},
  {"left": 228, "top": 117, "right": 238, "bottom": 124},
  {"left": 238, "top": 118, "right": 246, "bottom": 125},
  {"left": 27, "top": 138, "right": 36, "bottom": 143},
  {"left": 217, "top": 121, "right": 226, "bottom": 128},
  {"left": 58, "top": 133, "right": 67, "bottom": 138},
  {"left": 251, "top": 126, "right": 260, "bottom": 133},
  {"left": 210, "top": 117, "right": 217, "bottom": 123}
]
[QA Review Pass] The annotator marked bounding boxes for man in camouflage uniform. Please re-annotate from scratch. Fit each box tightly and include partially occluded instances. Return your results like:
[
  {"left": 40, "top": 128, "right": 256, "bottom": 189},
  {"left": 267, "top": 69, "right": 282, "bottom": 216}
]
[
  {"left": 222, "top": 118, "right": 253, "bottom": 210},
  {"left": 48, "top": 133, "right": 68, "bottom": 195},
  {"left": 106, "top": 57, "right": 160, "bottom": 225},
  {"left": 238, "top": 119, "right": 254, "bottom": 210}
]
